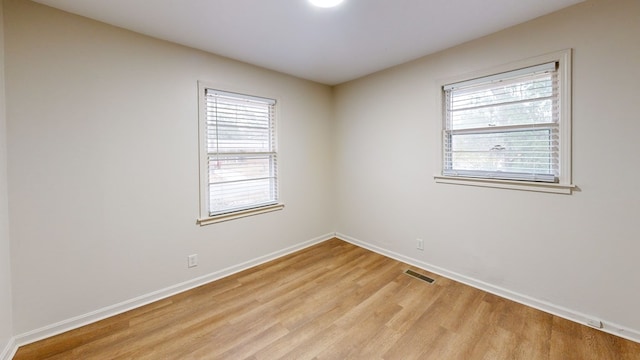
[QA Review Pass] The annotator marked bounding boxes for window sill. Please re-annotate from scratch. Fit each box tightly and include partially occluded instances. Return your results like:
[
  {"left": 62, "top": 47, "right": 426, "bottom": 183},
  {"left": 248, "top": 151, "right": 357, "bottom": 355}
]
[
  {"left": 197, "top": 203, "right": 285, "bottom": 226},
  {"left": 434, "top": 176, "right": 575, "bottom": 194}
]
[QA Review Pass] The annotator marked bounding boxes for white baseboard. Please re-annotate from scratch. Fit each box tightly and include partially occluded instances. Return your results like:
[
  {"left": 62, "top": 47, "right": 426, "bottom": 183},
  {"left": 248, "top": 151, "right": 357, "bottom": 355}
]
[
  {"left": 12, "top": 231, "right": 639, "bottom": 353},
  {"left": 13, "top": 232, "right": 336, "bottom": 349},
  {"left": 0, "top": 337, "right": 17, "bottom": 360},
  {"left": 335, "top": 232, "right": 640, "bottom": 344}
]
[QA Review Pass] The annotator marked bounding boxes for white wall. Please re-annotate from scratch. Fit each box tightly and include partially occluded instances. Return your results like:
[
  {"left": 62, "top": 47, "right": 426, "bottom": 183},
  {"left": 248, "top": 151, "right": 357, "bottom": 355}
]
[
  {"left": 334, "top": 0, "right": 640, "bottom": 337},
  {"left": 4, "top": 0, "right": 334, "bottom": 335},
  {"left": 0, "top": 0, "right": 15, "bottom": 355}
]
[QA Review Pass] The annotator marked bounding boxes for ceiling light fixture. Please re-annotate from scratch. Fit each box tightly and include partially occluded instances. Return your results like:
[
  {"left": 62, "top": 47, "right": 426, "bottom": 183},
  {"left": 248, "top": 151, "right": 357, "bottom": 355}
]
[{"left": 309, "top": 0, "right": 344, "bottom": 8}]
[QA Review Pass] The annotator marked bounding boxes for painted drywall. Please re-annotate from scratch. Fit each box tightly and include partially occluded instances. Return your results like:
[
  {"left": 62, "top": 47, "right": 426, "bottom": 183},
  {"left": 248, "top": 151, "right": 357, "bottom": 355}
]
[
  {"left": 334, "top": 0, "right": 640, "bottom": 335},
  {"left": 4, "top": 0, "right": 334, "bottom": 334},
  {"left": 0, "top": 0, "right": 15, "bottom": 355}
]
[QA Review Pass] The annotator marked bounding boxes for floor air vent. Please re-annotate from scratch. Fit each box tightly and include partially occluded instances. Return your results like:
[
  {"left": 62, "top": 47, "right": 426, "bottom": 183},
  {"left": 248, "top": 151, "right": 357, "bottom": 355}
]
[{"left": 405, "top": 269, "right": 435, "bottom": 284}]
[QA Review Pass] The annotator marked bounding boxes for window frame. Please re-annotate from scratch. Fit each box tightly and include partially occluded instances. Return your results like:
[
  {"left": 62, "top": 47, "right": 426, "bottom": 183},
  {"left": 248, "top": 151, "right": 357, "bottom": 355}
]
[
  {"left": 197, "top": 82, "right": 284, "bottom": 225},
  {"left": 434, "top": 49, "right": 575, "bottom": 194}
]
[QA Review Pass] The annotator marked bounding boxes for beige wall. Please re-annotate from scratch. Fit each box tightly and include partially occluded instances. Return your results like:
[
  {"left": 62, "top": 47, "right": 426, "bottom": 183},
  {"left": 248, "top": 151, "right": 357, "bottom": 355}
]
[
  {"left": 334, "top": 0, "right": 640, "bottom": 336},
  {"left": 4, "top": 0, "right": 334, "bottom": 335},
  {"left": 0, "top": 0, "right": 15, "bottom": 355}
]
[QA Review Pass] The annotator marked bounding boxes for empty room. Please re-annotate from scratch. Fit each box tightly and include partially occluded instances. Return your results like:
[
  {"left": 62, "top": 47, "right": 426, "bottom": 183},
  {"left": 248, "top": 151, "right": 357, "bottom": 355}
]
[{"left": 1, "top": 0, "right": 639, "bottom": 358}]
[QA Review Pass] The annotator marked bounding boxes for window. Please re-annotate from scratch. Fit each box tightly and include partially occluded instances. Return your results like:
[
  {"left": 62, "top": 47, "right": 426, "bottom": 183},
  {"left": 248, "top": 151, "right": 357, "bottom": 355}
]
[
  {"left": 435, "top": 50, "right": 574, "bottom": 194},
  {"left": 197, "top": 84, "right": 283, "bottom": 225}
]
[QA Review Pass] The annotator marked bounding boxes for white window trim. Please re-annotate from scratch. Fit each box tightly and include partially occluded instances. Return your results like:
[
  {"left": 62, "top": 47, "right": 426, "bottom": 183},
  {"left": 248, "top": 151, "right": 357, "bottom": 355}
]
[
  {"left": 197, "top": 203, "right": 284, "bottom": 225},
  {"left": 434, "top": 49, "right": 575, "bottom": 194},
  {"left": 196, "top": 82, "right": 284, "bottom": 225}
]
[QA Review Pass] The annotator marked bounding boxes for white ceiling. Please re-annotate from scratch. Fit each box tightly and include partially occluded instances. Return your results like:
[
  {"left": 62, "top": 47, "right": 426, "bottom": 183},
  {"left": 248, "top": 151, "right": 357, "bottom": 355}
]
[{"left": 32, "top": 0, "right": 584, "bottom": 85}]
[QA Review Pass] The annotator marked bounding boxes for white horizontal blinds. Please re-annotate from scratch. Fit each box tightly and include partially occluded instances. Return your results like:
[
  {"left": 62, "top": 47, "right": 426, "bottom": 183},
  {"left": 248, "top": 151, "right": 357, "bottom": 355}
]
[
  {"left": 443, "top": 62, "right": 559, "bottom": 183},
  {"left": 205, "top": 89, "right": 278, "bottom": 216}
]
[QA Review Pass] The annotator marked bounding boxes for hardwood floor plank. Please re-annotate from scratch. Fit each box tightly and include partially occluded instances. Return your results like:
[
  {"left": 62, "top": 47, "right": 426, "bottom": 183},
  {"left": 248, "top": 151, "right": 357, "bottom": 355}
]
[
  {"left": 13, "top": 238, "right": 640, "bottom": 359},
  {"left": 254, "top": 308, "right": 343, "bottom": 360},
  {"left": 277, "top": 324, "right": 346, "bottom": 360}
]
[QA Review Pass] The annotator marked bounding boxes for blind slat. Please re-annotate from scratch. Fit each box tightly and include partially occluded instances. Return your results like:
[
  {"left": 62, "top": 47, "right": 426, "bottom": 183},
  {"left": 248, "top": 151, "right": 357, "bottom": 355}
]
[
  {"left": 205, "top": 88, "right": 278, "bottom": 215},
  {"left": 443, "top": 62, "right": 559, "bottom": 183},
  {"left": 444, "top": 62, "right": 556, "bottom": 90}
]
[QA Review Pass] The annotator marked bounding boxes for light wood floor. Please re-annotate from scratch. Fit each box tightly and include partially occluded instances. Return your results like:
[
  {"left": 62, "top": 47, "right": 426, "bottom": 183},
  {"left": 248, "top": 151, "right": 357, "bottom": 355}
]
[{"left": 14, "top": 238, "right": 640, "bottom": 359}]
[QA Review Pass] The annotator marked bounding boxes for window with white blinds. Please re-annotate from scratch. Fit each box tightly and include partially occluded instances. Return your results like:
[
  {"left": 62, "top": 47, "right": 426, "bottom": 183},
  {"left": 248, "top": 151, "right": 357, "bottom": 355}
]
[
  {"left": 198, "top": 86, "right": 280, "bottom": 223},
  {"left": 442, "top": 62, "right": 562, "bottom": 184}
]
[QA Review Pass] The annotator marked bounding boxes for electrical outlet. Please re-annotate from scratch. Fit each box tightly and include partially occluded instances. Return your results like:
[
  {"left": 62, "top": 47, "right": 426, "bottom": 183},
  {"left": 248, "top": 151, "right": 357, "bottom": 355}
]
[
  {"left": 416, "top": 238, "right": 424, "bottom": 251},
  {"left": 188, "top": 254, "right": 198, "bottom": 268}
]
